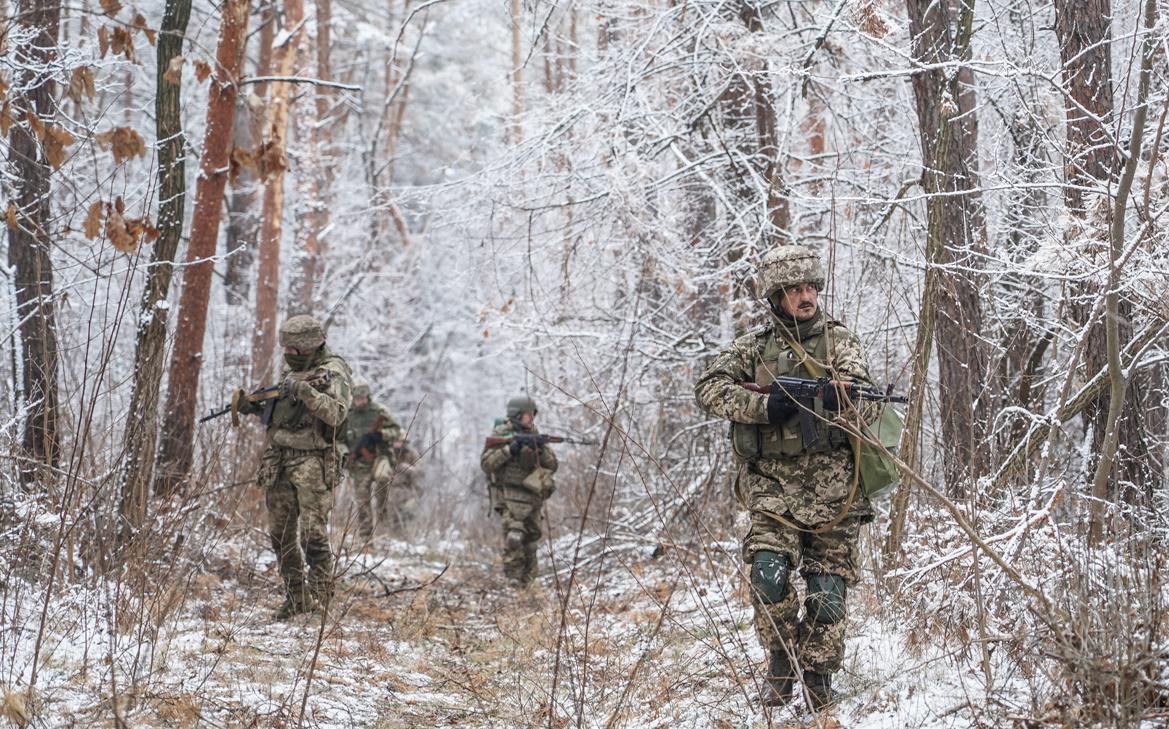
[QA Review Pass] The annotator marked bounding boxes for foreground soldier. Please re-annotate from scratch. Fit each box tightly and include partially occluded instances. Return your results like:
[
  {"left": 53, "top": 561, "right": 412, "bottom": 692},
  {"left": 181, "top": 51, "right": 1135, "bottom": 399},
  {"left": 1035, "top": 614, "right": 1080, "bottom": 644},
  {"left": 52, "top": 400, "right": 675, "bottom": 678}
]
[
  {"left": 479, "top": 395, "right": 558, "bottom": 587},
  {"left": 694, "top": 245, "right": 876, "bottom": 712},
  {"left": 237, "top": 315, "right": 352, "bottom": 619},
  {"left": 345, "top": 378, "right": 420, "bottom": 539}
]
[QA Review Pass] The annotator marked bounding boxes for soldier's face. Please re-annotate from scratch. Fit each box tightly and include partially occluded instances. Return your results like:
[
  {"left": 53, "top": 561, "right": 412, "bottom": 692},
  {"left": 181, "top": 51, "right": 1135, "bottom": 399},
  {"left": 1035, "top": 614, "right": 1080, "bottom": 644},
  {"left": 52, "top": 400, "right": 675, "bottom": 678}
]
[
  {"left": 777, "top": 283, "right": 818, "bottom": 321},
  {"left": 519, "top": 411, "right": 536, "bottom": 427},
  {"left": 354, "top": 394, "right": 369, "bottom": 408}
]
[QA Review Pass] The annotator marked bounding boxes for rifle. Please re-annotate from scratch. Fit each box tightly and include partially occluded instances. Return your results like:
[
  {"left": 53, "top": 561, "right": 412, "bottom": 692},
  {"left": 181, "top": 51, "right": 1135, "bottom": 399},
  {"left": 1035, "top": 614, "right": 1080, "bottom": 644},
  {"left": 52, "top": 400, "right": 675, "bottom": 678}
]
[
  {"left": 483, "top": 433, "right": 596, "bottom": 449},
  {"left": 739, "top": 376, "right": 906, "bottom": 449},
  {"left": 348, "top": 414, "right": 387, "bottom": 467},
  {"left": 200, "top": 370, "right": 332, "bottom": 426}
]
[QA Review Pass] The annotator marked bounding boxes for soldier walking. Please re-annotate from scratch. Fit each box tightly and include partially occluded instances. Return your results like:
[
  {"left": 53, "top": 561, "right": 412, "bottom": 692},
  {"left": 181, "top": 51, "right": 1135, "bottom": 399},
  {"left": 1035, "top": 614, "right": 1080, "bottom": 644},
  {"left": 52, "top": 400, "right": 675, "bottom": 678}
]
[
  {"left": 480, "top": 395, "right": 559, "bottom": 588},
  {"left": 236, "top": 315, "right": 352, "bottom": 619},
  {"left": 345, "top": 378, "right": 420, "bottom": 539},
  {"left": 694, "top": 246, "right": 877, "bottom": 712}
]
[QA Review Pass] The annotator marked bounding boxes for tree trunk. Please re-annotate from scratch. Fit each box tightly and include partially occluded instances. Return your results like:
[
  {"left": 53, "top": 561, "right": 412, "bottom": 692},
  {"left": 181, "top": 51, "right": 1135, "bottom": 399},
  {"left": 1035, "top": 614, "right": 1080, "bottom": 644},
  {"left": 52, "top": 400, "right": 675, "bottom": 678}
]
[
  {"left": 154, "top": 0, "right": 251, "bottom": 496},
  {"left": 223, "top": 0, "right": 274, "bottom": 308},
  {"left": 117, "top": 0, "right": 193, "bottom": 530},
  {"left": 289, "top": 0, "right": 332, "bottom": 312},
  {"left": 509, "top": 0, "right": 523, "bottom": 144},
  {"left": 1054, "top": 0, "right": 1153, "bottom": 497},
  {"left": 7, "top": 0, "right": 62, "bottom": 486},
  {"left": 251, "top": 0, "right": 307, "bottom": 381},
  {"left": 904, "top": 0, "right": 991, "bottom": 495}
]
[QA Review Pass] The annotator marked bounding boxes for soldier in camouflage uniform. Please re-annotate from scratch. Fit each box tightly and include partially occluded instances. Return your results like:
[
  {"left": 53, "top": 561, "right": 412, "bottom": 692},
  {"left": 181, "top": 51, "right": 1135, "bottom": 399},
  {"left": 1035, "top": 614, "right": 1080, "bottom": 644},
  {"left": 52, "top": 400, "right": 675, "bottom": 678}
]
[
  {"left": 237, "top": 315, "right": 352, "bottom": 620},
  {"left": 344, "top": 378, "right": 420, "bottom": 539},
  {"left": 479, "top": 395, "right": 559, "bottom": 587},
  {"left": 694, "top": 246, "right": 876, "bottom": 712}
]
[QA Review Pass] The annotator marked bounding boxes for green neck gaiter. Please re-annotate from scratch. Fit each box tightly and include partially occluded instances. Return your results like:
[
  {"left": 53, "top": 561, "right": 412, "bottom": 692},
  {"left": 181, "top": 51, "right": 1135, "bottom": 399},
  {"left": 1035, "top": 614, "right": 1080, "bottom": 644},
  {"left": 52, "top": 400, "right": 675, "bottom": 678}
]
[{"left": 772, "top": 307, "right": 825, "bottom": 343}]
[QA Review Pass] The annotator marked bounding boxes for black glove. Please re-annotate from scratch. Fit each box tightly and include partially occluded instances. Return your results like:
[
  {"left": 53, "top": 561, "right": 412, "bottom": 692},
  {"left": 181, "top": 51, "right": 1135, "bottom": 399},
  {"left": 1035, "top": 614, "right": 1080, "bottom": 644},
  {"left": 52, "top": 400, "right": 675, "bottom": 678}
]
[
  {"left": 356, "top": 432, "right": 381, "bottom": 453},
  {"left": 365, "top": 431, "right": 385, "bottom": 446},
  {"left": 766, "top": 389, "right": 800, "bottom": 424},
  {"left": 508, "top": 438, "right": 524, "bottom": 456},
  {"left": 821, "top": 381, "right": 846, "bottom": 411}
]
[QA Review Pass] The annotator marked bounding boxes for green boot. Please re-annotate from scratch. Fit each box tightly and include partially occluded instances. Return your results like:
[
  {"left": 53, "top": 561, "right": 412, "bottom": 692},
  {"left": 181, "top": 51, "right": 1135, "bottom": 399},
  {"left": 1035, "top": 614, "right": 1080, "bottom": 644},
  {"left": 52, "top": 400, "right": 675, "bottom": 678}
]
[
  {"left": 761, "top": 648, "right": 795, "bottom": 707},
  {"left": 803, "top": 671, "right": 835, "bottom": 712}
]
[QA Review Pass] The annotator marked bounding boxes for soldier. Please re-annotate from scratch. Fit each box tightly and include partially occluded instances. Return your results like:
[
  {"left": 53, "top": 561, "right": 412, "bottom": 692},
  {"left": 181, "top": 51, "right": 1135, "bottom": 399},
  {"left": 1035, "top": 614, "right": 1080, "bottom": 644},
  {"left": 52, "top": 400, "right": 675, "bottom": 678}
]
[
  {"left": 236, "top": 315, "right": 352, "bottom": 620},
  {"left": 694, "top": 245, "right": 876, "bottom": 712},
  {"left": 344, "top": 378, "right": 420, "bottom": 539},
  {"left": 479, "top": 395, "right": 559, "bottom": 588}
]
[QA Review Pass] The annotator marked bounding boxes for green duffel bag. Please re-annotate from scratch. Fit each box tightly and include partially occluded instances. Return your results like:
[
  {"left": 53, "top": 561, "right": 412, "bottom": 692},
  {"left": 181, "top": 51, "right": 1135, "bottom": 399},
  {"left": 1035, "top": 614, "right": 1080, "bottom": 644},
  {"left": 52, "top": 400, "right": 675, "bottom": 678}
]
[{"left": 852, "top": 404, "right": 904, "bottom": 500}]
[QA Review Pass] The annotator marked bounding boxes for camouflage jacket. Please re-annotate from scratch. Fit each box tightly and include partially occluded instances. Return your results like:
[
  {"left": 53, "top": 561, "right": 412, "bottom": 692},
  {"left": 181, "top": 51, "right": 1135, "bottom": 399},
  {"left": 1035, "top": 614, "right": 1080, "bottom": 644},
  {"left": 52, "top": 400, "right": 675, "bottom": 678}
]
[
  {"left": 345, "top": 401, "right": 406, "bottom": 459},
  {"left": 480, "top": 419, "right": 558, "bottom": 488},
  {"left": 243, "top": 346, "right": 353, "bottom": 451},
  {"left": 693, "top": 309, "right": 875, "bottom": 522}
]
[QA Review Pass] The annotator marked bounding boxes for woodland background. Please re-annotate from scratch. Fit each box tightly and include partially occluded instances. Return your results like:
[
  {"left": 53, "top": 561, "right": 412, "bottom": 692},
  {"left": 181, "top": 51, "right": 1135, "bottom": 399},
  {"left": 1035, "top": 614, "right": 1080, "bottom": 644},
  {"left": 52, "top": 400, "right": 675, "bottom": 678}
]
[{"left": 1, "top": 0, "right": 1167, "bottom": 724}]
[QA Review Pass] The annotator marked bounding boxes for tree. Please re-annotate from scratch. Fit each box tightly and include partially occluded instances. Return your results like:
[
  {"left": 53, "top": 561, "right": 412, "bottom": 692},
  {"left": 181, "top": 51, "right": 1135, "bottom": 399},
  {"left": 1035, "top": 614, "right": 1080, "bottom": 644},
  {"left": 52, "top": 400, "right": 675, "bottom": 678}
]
[
  {"left": 6, "top": 0, "right": 63, "bottom": 486},
  {"left": 251, "top": 0, "right": 307, "bottom": 382},
  {"left": 117, "top": 0, "right": 194, "bottom": 535},
  {"left": 154, "top": 0, "right": 252, "bottom": 495},
  {"left": 1055, "top": 0, "right": 1154, "bottom": 503}
]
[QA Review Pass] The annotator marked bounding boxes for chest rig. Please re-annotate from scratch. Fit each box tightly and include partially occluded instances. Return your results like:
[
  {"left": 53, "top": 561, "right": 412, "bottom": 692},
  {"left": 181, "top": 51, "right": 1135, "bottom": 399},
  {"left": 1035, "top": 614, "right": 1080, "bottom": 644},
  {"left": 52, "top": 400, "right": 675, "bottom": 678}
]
[{"left": 730, "top": 329, "right": 848, "bottom": 460}]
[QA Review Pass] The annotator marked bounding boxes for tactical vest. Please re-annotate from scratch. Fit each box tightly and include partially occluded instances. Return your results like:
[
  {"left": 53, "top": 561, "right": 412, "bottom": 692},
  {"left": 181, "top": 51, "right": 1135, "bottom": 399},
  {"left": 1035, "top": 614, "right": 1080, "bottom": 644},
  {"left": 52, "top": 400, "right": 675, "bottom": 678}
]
[
  {"left": 493, "top": 424, "right": 542, "bottom": 487},
  {"left": 730, "top": 329, "right": 849, "bottom": 460},
  {"left": 346, "top": 404, "right": 382, "bottom": 445},
  {"left": 268, "top": 352, "right": 347, "bottom": 451}
]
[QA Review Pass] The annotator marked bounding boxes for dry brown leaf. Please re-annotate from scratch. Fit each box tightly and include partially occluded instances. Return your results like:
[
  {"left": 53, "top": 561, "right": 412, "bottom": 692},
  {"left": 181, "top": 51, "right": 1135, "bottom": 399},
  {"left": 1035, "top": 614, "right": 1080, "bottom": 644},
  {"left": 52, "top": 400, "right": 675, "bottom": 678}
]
[
  {"left": 131, "top": 13, "right": 156, "bottom": 45},
  {"left": 105, "top": 204, "right": 136, "bottom": 253},
  {"left": 43, "top": 125, "right": 76, "bottom": 170},
  {"left": 99, "top": 0, "right": 121, "bottom": 15},
  {"left": 84, "top": 201, "right": 103, "bottom": 239},
  {"left": 1, "top": 689, "right": 31, "bottom": 726},
  {"left": 26, "top": 111, "right": 44, "bottom": 141},
  {"left": 96, "top": 127, "right": 147, "bottom": 164},
  {"left": 0, "top": 101, "right": 11, "bottom": 138},
  {"left": 110, "top": 27, "right": 135, "bottom": 61},
  {"left": 67, "top": 67, "right": 96, "bottom": 102},
  {"left": 98, "top": 26, "right": 110, "bottom": 58},
  {"left": 193, "top": 60, "right": 212, "bottom": 82},
  {"left": 229, "top": 145, "right": 257, "bottom": 181},
  {"left": 5, "top": 202, "right": 18, "bottom": 231},
  {"left": 163, "top": 55, "right": 185, "bottom": 84},
  {"left": 126, "top": 217, "right": 159, "bottom": 243},
  {"left": 256, "top": 140, "right": 286, "bottom": 178}
]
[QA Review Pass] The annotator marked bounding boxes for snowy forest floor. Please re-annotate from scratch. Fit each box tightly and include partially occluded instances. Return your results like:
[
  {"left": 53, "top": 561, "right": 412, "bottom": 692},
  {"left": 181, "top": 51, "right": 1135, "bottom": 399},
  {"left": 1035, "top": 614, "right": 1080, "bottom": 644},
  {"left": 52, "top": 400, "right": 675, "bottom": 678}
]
[{"left": 4, "top": 490, "right": 1077, "bottom": 729}]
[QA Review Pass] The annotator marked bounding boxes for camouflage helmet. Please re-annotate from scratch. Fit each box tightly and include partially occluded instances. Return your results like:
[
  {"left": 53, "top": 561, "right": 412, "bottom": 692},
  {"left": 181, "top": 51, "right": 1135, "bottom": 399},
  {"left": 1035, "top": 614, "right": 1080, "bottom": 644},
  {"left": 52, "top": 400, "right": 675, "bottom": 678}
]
[
  {"left": 506, "top": 394, "right": 538, "bottom": 418},
  {"left": 352, "top": 377, "right": 371, "bottom": 398},
  {"left": 758, "top": 245, "right": 825, "bottom": 300},
  {"left": 279, "top": 314, "right": 326, "bottom": 351}
]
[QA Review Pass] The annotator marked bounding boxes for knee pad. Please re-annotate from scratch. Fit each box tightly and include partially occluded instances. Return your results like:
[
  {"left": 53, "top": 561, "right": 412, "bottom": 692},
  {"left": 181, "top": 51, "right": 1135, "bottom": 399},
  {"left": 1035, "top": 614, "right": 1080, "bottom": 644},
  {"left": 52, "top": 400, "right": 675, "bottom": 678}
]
[
  {"left": 750, "top": 550, "right": 791, "bottom": 604},
  {"left": 805, "top": 573, "right": 846, "bottom": 624}
]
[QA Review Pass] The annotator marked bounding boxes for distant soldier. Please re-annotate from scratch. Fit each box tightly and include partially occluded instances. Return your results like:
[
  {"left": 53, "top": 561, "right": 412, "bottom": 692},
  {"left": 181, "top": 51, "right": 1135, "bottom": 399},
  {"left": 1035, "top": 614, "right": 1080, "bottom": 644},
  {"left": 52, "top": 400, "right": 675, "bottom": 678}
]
[
  {"left": 479, "top": 395, "right": 559, "bottom": 587},
  {"left": 345, "top": 378, "right": 420, "bottom": 539},
  {"left": 694, "top": 245, "right": 876, "bottom": 712},
  {"left": 236, "top": 315, "right": 352, "bottom": 620}
]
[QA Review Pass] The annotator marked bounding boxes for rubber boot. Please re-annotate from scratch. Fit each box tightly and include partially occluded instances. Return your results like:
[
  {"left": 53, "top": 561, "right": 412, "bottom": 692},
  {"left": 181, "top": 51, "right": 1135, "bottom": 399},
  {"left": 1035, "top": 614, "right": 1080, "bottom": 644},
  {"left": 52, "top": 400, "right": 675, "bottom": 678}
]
[
  {"left": 803, "top": 671, "right": 835, "bottom": 712},
  {"left": 761, "top": 648, "right": 795, "bottom": 707}
]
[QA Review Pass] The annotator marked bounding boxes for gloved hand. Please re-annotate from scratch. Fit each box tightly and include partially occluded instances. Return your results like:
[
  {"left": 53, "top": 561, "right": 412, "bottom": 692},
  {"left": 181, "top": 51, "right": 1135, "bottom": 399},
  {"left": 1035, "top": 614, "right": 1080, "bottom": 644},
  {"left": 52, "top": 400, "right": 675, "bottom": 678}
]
[
  {"left": 508, "top": 438, "right": 524, "bottom": 456},
  {"left": 821, "top": 381, "right": 847, "bottom": 411},
  {"left": 766, "top": 383, "right": 800, "bottom": 424},
  {"left": 365, "top": 431, "right": 385, "bottom": 446}
]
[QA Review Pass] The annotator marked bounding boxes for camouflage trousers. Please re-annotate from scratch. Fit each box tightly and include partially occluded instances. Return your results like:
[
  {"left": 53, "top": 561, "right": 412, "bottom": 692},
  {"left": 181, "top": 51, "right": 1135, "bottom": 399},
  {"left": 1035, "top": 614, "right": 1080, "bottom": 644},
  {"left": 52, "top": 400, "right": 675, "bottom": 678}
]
[
  {"left": 350, "top": 457, "right": 418, "bottom": 539},
  {"left": 259, "top": 445, "right": 343, "bottom": 606},
  {"left": 740, "top": 468, "right": 862, "bottom": 675},
  {"left": 490, "top": 484, "right": 544, "bottom": 584}
]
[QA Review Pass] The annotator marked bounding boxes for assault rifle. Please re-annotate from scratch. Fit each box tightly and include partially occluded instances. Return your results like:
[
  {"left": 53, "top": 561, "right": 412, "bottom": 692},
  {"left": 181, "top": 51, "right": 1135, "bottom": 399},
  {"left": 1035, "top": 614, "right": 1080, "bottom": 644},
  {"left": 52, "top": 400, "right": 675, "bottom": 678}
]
[
  {"left": 200, "top": 370, "right": 332, "bottom": 426},
  {"left": 739, "top": 376, "right": 906, "bottom": 449},
  {"left": 483, "top": 433, "right": 596, "bottom": 449},
  {"left": 348, "top": 414, "right": 387, "bottom": 466}
]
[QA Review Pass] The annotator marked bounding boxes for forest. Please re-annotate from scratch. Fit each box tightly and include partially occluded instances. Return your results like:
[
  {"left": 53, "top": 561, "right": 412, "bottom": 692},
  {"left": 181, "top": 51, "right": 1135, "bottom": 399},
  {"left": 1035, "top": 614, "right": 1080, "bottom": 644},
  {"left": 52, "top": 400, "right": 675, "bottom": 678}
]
[{"left": 1, "top": 0, "right": 1167, "bottom": 724}]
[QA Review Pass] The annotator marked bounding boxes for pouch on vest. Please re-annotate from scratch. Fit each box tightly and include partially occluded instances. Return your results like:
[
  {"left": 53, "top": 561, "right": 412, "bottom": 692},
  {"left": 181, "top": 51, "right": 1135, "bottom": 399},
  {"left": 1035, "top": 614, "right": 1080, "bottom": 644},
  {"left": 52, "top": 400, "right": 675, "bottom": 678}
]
[
  {"left": 854, "top": 403, "right": 903, "bottom": 499},
  {"left": 521, "top": 466, "right": 555, "bottom": 497}
]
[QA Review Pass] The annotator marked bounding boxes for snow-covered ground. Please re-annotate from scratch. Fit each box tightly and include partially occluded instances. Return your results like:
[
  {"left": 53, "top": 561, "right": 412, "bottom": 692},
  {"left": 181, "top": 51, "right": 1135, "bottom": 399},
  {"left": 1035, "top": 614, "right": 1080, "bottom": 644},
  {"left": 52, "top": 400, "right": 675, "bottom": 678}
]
[{"left": 3, "top": 511, "right": 1075, "bottom": 729}]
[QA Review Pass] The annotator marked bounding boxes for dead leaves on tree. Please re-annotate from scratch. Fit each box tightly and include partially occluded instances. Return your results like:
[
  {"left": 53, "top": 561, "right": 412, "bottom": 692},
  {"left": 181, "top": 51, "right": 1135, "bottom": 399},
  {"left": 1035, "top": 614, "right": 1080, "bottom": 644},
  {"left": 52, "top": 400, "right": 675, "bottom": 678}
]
[
  {"left": 229, "top": 142, "right": 288, "bottom": 181},
  {"left": 83, "top": 198, "right": 158, "bottom": 253},
  {"left": 96, "top": 127, "right": 147, "bottom": 164},
  {"left": 97, "top": 12, "right": 156, "bottom": 62}
]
